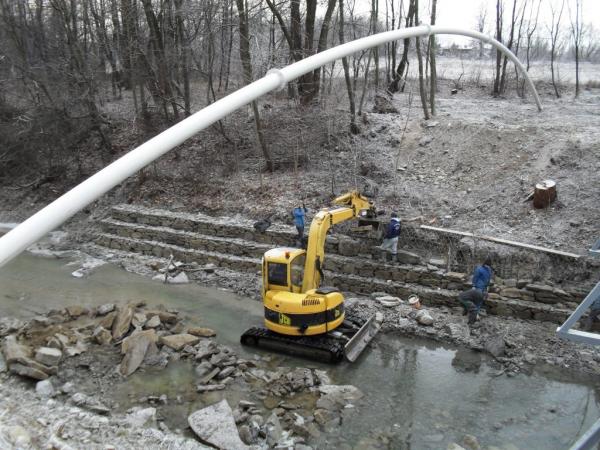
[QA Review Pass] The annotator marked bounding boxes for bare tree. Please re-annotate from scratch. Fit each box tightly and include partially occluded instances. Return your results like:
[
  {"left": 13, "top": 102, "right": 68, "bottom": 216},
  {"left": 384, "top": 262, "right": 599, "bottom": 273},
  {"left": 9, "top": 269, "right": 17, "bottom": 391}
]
[
  {"left": 568, "top": 0, "right": 584, "bottom": 97},
  {"left": 338, "top": 0, "right": 359, "bottom": 133},
  {"left": 389, "top": 0, "right": 416, "bottom": 93},
  {"left": 499, "top": 0, "right": 518, "bottom": 94},
  {"left": 492, "top": 0, "right": 503, "bottom": 95},
  {"left": 428, "top": 0, "right": 437, "bottom": 116},
  {"left": 549, "top": 0, "right": 565, "bottom": 98},
  {"left": 476, "top": 2, "right": 487, "bottom": 59},
  {"left": 414, "top": 0, "right": 430, "bottom": 119},
  {"left": 235, "top": 0, "right": 274, "bottom": 171}
]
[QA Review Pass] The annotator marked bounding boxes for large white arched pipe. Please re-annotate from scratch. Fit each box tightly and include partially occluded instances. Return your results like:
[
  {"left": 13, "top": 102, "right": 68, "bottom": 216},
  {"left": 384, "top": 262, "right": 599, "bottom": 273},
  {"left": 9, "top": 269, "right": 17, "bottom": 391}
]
[{"left": 0, "top": 26, "right": 541, "bottom": 268}]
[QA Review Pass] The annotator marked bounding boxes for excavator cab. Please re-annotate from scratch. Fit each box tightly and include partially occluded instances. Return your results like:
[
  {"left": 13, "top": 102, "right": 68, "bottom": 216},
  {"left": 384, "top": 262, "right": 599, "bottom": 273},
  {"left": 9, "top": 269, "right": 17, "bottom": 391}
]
[{"left": 262, "top": 248, "right": 345, "bottom": 336}]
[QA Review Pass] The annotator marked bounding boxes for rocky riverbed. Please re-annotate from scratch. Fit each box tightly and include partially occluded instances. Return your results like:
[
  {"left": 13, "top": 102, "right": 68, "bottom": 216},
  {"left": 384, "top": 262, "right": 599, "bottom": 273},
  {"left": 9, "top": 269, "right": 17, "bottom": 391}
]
[
  {"left": 83, "top": 240, "right": 600, "bottom": 378},
  {"left": 1, "top": 232, "right": 600, "bottom": 450}
]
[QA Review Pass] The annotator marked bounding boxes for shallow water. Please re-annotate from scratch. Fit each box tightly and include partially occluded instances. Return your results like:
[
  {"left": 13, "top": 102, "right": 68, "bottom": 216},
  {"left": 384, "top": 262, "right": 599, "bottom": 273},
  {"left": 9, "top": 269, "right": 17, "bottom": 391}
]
[{"left": 1, "top": 252, "right": 599, "bottom": 449}]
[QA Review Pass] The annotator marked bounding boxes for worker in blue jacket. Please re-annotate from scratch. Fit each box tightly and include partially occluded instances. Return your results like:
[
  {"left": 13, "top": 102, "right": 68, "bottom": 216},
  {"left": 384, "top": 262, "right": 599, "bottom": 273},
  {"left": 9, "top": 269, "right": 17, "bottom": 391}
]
[
  {"left": 472, "top": 257, "right": 493, "bottom": 295},
  {"left": 458, "top": 257, "right": 493, "bottom": 324},
  {"left": 292, "top": 203, "right": 308, "bottom": 239}
]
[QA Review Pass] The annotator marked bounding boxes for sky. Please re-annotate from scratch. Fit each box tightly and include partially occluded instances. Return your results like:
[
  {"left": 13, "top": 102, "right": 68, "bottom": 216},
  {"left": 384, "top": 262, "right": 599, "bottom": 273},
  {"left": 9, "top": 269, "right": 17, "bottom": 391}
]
[{"left": 347, "top": 0, "right": 600, "bottom": 46}]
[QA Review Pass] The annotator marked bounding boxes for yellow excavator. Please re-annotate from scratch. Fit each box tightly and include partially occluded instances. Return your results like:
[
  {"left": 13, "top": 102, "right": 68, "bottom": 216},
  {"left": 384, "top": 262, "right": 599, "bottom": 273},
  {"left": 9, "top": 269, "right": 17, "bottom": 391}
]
[{"left": 241, "top": 191, "right": 382, "bottom": 362}]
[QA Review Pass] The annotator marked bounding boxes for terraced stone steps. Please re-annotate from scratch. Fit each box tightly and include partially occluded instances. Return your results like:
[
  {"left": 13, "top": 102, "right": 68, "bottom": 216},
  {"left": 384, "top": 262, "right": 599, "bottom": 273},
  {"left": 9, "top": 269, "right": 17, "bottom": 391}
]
[{"left": 95, "top": 218, "right": 574, "bottom": 324}]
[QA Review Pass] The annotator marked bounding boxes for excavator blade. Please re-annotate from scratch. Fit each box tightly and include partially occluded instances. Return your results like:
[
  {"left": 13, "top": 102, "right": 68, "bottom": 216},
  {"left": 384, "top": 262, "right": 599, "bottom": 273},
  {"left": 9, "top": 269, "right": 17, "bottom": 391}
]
[{"left": 344, "top": 312, "right": 383, "bottom": 362}]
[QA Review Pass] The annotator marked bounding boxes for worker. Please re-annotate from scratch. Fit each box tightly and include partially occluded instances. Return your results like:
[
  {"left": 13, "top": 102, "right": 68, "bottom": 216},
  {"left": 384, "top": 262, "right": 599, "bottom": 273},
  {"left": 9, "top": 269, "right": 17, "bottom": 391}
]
[
  {"left": 460, "top": 257, "right": 493, "bottom": 324},
  {"left": 458, "top": 288, "right": 484, "bottom": 325},
  {"left": 380, "top": 212, "right": 401, "bottom": 262},
  {"left": 584, "top": 296, "right": 600, "bottom": 331},
  {"left": 292, "top": 203, "right": 308, "bottom": 239}
]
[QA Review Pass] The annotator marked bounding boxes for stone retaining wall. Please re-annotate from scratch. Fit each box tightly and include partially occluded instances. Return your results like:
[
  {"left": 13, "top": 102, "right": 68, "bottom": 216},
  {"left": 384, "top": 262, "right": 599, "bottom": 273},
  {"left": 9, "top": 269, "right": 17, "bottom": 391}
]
[{"left": 94, "top": 204, "right": 590, "bottom": 325}]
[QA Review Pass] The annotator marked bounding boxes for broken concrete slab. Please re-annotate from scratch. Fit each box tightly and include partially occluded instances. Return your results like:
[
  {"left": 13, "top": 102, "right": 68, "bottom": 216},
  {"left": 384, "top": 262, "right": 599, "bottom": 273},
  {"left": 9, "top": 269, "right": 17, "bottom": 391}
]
[{"left": 188, "top": 399, "right": 249, "bottom": 450}]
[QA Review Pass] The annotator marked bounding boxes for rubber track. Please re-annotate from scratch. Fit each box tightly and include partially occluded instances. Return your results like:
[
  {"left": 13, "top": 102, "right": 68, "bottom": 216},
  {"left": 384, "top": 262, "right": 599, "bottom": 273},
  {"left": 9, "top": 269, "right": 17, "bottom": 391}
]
[{"left": 240, "top": 311, "right": 368, "bottom": 364}]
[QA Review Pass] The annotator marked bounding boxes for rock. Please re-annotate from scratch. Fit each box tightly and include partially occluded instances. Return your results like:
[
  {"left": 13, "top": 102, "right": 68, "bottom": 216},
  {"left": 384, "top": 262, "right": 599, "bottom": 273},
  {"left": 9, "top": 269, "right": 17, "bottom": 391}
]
[
  {"left": 188, "top": 399, "right": 249, "bottom": 450},
  {"left": 217, "top": 366, "right": 235, "bottom": 380},
  {"left": 396, "top": 250, "right": 422, "bottom": 265},
  {"left": 462, "top": 434, "right": 481, "bottom": 450},
  {"left": 314, "top": 408, "right": 334, "bottom": 426},
  {"left": 265, "top": 412, "right": 283, "bottom": 447},
  {"left": 145, "top": 315, "right": 161, "bottom": 329},
  {"left": 61, "top": 382, "right": 75, "bottom": 394},
  {"left": 99, "top": 311, "right": 117, "bottom": 330},
  {"left": 64, "top": 340, "right": 88, "bottom": 357},
  {"left": 0, "top": 352, "right": 6, "bottom": 373},
  {"left": 4, "top": 425, "right": 31, "bottom": 447},
  {"left": 238, "top": 400, "right": 256, "bottom": 409},
  {"left": 188, "top": 327, "right": 217, "bottom": 338},
  {"left": 3, "top": 335, "right": 32, "bottom": 364},
  {"left": 126, "top": 407, "right": 156, "bottom": 427},
  {"left": 444, "top": 323, "right": 470, "bottom": 340},
  {"left": 144, "top": 310, "right": 178, "bottom": 324},
  {"left": 419, "top": 135, "right": 433, "bottom": 146},
  {"left": 66, "top": 305, "right": 87, "bottom": 318},
  {"left": 120, "top": 329, "right": 158, "bottom": 376},
  {"left": 196, "top": 384, "right": 226, "bottom": 392},
  {"left": 448, "top": 444, "right": 467, "bottom": 450},
  {"left": 317, "top": 385, "right": 363, "bottom": 411},
  {"left": 97, "top": 303, "right": 115, "bottom": 316},
  {"left": 112, "top": 305, "right": 134, "bottom": 340},
  {"left": 415, "top": 310, "right": 434, "bottom": 326},
  {"left": 132, "top": 312, "right": 147, "bottom": 328},
  {"left": 484, "top": 335, "right": 506, "bottom": 358},
  {"left": 4, "top": 336, "right": 52, "bottom": 380},
  {"left": 71, "top": 393, "right": 110, "bottom": 414},
  {"left": 160, "top": 333, "right": 200, "bottom": 351},
  {"left": 35, "top": 347, "right": 62, "bottom": 366},
  {"left": 264, "top": 396, "right": 279, "bottom": 409},
  {"left": 338, "top": 236, "right": 362, "bottom": 257},
  {"left": 167, "top": 272, "right": 189, "bottom": 284},
  {"left": 238, "top": 424, "right": 255, "bottom": 445},
  {"left": 195, "top": 361, "right": 214, "bottom": 378},
  {"left": 36, "top": 379, "right": 56, "bottom": 398},
  {"left": 93, "top": 326, "right": 112, "bottom": 345},
  {"left": 198, "top": 367, "right": 220, "bottom": 384}
]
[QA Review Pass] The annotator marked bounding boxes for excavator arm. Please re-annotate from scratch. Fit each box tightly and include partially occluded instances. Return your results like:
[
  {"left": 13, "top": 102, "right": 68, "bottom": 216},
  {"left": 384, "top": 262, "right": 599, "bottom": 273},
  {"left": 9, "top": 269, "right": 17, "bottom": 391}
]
[{"left": 301, "top": 191, "right": 374, "bottom": 292}]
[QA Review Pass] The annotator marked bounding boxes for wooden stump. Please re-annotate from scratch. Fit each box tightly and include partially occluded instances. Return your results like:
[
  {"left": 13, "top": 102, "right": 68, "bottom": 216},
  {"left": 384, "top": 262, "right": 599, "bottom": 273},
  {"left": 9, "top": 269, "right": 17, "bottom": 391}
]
[{"left": 533, "top": 180, "right": 557, "bottom": 209}]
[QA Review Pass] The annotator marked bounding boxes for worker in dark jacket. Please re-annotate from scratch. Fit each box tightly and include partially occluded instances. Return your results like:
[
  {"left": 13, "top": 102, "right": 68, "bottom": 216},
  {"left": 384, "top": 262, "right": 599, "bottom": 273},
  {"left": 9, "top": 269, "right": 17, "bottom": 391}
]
[
  {"left": 380, "top": 213, "right": 401, "bottom": 262},
  {"left": 472, "top": 257, "right": 493, "bottom": 295}
]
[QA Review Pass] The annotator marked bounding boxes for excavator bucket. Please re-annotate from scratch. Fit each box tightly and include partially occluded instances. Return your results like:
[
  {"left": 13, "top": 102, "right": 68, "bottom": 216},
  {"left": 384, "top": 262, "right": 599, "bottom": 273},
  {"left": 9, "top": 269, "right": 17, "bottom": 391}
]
[{"left": 344, "top": 312, "right": 383, "bottom": 362}]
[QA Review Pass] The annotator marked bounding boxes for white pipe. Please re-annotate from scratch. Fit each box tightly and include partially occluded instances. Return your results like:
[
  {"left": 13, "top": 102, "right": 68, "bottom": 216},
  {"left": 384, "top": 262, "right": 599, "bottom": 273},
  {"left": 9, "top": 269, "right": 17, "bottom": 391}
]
[{"left": 0, "top": 26, "right": 542, "bottom": 268}]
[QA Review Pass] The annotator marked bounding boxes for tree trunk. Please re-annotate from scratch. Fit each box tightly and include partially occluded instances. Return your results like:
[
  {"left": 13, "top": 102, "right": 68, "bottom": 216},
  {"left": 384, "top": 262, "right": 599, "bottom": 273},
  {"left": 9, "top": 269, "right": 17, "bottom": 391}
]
[
  {"left": 338, "top": 0, "right": 359, "bottom": 134},
  {"left": 235, "top": 0, "right": 273, "bottom": 172},
  {"left": 389, "top": 0, "right": 415, "bottom": 93},
  {"left": 414, "top": 0, "right": 430, "bottom": 120},
  {"left": 429, "top": 0, "right": 437, "bottom": 116},
  {"left": 493, "top": 0, "right": 502, "bottom": 96}
]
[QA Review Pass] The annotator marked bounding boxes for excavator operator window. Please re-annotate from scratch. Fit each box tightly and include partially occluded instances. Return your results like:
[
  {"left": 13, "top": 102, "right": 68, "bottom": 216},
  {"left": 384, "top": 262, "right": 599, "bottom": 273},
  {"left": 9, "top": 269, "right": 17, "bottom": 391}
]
[
  {"left": 267, "top": 263, "right": 288, "bottom": 286},
  {"left": 290, "top": 254, "right": 305, "bottom": 289}
]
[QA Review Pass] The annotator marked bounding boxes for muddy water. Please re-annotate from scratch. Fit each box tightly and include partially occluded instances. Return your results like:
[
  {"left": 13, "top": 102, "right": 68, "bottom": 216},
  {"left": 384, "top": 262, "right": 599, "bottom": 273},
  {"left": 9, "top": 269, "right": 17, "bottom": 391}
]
[{"left": 1, "top": 252, "right": 599, "bottom": 449}]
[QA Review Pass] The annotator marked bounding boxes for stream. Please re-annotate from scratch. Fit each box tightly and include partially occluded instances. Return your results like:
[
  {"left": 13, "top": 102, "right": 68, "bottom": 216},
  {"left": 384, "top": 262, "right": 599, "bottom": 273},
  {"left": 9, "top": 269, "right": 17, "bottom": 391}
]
[{"left": 1, "top": 251, "right": 599, "bottom": 449}]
